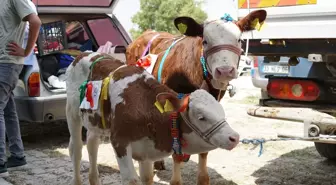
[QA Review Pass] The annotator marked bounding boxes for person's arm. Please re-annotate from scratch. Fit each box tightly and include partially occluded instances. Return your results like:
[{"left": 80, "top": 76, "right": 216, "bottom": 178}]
[
  {"left": 22, "top": 14, "right": 41, "bottom": 56},
  {"left": 7, "top": 0, "right": 41, "bottom": 57}
]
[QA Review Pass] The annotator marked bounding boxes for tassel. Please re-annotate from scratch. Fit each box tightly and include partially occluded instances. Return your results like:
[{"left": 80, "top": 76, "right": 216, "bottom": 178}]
[
  {"left": 183, "top": 154, "right": 191, "bottom": 162},
  {"left": 79, "top": 80, "right": 88, "bottom": 104},
  {"left": 136, "top": 55, "right": 152, "bottom": 68},
  {"left": 86, "top": 82, "right": 94, "bottom": 108}
]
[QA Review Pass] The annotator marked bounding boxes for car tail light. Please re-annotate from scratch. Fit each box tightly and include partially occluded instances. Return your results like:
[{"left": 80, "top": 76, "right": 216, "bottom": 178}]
[
  {"left": 267, "top": 79, "right": 320, "bottom": 101},
  {"left": 253, "top": 56, "right": 258, "bottom": 67},
  {"left": 28, "top": 72, "right": 40, "bottom": 97}
]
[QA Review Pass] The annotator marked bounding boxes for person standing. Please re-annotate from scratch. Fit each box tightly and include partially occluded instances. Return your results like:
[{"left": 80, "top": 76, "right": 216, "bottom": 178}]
[{"left": 0, "top": 0, "right": 41, "bottom": 177}]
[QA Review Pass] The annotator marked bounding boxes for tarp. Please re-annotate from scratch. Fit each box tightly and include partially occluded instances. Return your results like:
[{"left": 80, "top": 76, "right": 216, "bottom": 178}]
[{"left": 239, "top": 0, "right": 317, "bottom": 8}]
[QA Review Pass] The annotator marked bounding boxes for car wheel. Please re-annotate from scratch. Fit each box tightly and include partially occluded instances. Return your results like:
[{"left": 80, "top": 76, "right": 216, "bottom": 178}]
[{"left": 314, "top": 142, "right": 336, "bottom": 160}]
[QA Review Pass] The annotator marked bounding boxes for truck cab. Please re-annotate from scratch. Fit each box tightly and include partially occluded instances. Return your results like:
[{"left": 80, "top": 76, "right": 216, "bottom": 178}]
[{"left": 235, "top": 0, "right": 336, "bottom": 160}]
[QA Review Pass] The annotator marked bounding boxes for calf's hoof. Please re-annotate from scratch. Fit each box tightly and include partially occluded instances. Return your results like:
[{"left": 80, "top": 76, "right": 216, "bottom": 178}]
[
  {"left": 197, "top": 174, "right": 210, "bottom": 185},
  {"left": 154, "top": 160, "right": 166, "bottom": 170}
]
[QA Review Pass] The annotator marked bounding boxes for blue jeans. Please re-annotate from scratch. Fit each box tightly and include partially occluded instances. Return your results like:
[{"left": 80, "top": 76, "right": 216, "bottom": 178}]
[{"left": 0, "top": 63, "right": 24, "bottom": 165}]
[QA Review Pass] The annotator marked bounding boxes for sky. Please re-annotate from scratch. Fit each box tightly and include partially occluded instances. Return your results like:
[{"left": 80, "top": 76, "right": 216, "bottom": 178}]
[{"left": 113, "top": 0, "right": 238, "bottom": 35}]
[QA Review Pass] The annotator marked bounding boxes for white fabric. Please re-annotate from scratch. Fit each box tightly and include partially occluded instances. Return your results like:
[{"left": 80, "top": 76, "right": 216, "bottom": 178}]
[{"left": 47, "top": 75, "right": 66, "bottom": 89}]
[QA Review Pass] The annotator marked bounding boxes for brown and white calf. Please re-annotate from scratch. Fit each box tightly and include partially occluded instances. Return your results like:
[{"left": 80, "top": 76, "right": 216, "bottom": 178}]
[
  {"left": 65, "top": 52, "right": 240, "bottom": 185},
  {"left": 126, "top": 9, "right": 267, "bottom": 184}
]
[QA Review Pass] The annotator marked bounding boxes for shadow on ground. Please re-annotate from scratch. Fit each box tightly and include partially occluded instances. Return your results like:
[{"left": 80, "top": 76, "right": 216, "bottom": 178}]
[
  {"left": 252, "top": 146, "right": 336, "bottom": 185},
  {"left": 5, "top": 126, "right": 236, "bottom": 185},
  {"left": 154, "top": 159, "right": 237, "bottom": 185}
]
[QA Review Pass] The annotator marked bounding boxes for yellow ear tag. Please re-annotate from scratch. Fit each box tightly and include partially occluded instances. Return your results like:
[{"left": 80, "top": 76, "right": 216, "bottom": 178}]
[
  {"left": 177, "top": 23, "right": 188, "bottom": 34},
  {"left": 258, "top": 22, "right": 265, "bottom": 31},
  {"left": 164, "top": 99, "right": 174, "bottom": 112},
  {"left": 251, "top": 18, "right": 265, "bottom": 31},
  {"left": 154, "top": 101, "right": 164, "bottom": 113}
]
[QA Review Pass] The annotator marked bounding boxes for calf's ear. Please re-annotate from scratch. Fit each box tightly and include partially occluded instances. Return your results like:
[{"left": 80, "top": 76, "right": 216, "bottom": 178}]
[
  {"left": 156, "top": 92, "right": 182, "bottom": 112},
  {"left": 174, "top": 16, "right": 204, "bottom": 37},
  {"left": 236, "top": 10, "right": 267, "bottom": 32}
]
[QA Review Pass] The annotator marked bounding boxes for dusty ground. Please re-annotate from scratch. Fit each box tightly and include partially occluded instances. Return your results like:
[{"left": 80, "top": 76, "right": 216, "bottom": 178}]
[{"left": 2, "top": 76, "right": 336, "bottom": 185}]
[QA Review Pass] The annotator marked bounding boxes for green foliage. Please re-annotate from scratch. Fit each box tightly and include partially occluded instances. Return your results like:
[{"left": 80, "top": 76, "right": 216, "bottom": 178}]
[{"left": 130, "top": 0, "right": 208, "bottom": 39}]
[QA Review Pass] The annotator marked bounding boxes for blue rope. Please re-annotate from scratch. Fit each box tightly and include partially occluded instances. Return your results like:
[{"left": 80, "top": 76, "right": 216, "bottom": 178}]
[
  {"left": 157, "top": 37, "right": 185, "bottom": 83},
  {"left": 240, "top": 138, "right": 266, "bottom": 157},
  {"left": 220, "top": 13, "right": 234, "bottom": 22},
  {"left": 240, "top": 137, "right": 304, "bottom": 157},
  {"left": 200, "top": 55, "right": 208, "bottom": 79}
]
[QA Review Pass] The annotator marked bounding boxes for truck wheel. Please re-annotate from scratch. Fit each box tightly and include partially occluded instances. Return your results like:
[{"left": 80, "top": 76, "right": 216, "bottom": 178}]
[{"left": 314, "top": 142, "right": 336, "bottom": 160}]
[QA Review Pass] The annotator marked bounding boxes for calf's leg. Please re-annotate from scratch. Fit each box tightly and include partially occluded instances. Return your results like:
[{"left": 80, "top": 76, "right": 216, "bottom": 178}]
[
  {"left": 139, "top": 161, "right": 154, "bottom": 185},
  {"left": 87, "top": 130, "right": 101, "bottom": 185},
  {"left": 66, "top": 105, "right": 83, "bottom": 185},
  {"left": 197, "top": 153, "right": 210, "bottom": 185},
  {"left": 113, "top": 145, "right": 141, "bottom": 185},
  {"left": 170, "top": 154, "right": 182, "bottom": 185}
]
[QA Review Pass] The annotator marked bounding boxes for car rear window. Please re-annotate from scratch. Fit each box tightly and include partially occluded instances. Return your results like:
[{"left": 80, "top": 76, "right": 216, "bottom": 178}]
[
  {"left": 66, "top": 21, "right": 92, "bottom": 51},
  {"left": 87, "top": 18, "right": 128, "bottom": 47}
]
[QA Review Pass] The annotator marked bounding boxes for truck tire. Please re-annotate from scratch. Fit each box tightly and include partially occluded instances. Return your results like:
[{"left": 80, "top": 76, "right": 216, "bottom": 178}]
[{"left": 314, "top": 142, "right": 336, "bottom": 160}]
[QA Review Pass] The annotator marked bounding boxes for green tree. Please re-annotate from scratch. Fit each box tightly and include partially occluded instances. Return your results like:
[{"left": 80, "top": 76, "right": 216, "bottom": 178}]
[{"left": 130, "top": 0, "right": 208, "bottom": 39}]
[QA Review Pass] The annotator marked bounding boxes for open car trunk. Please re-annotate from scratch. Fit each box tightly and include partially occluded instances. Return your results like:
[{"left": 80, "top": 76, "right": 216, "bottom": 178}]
[
  {"left": 32, "top": 0, "right": 119, "bottom": 14},
  {"left": 33, "top": 13, "right": 129, "bottom": 92}
]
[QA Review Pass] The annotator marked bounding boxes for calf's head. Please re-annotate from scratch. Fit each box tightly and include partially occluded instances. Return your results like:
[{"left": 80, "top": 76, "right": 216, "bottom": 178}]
[
  {"left": 174, "top": 10, "right": 267, "bottom": 88},
  {"left": 156, "top": 89, "right": 240, "bottom": 151}
]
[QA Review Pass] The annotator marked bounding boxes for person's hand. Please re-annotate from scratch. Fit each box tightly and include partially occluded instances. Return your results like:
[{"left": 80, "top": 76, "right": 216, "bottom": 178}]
[{"left": 7, "top": 42, "right": 27, "bottom": 57}]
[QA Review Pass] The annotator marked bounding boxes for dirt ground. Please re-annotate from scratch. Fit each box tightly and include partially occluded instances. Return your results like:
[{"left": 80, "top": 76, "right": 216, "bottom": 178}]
[{"left": 2, "top": 76, "right": 336, "bottom": 185}]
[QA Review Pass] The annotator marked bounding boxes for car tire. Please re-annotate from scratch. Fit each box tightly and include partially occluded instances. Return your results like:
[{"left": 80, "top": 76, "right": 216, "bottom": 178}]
[{"left": 314, "top": 142, "right": 336, "bottom": 160}]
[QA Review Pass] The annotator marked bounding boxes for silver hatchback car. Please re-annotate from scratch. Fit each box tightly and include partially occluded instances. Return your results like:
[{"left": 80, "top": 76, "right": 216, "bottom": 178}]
[{"left": 14, "top": 0, "right": 131, "bottom": 123}]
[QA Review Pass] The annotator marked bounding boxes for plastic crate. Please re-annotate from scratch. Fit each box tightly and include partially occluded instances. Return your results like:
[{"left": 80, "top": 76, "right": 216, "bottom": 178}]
[{"left": 37, "top": 21, "right": 68, "bottom": 56}]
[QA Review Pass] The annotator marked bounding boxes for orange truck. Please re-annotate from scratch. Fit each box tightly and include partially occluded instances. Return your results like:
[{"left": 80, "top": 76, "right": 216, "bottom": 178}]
[{"left": 236, "top": 0, "right": 336, "bottom": 160}]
